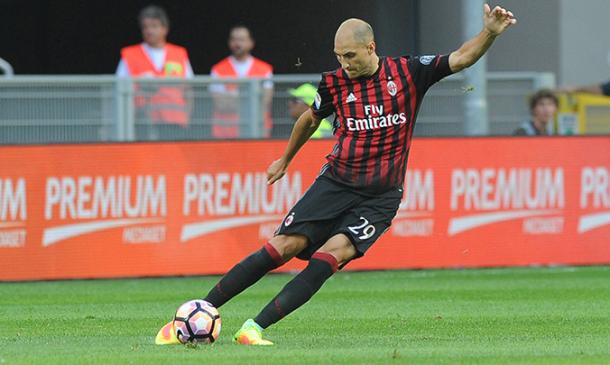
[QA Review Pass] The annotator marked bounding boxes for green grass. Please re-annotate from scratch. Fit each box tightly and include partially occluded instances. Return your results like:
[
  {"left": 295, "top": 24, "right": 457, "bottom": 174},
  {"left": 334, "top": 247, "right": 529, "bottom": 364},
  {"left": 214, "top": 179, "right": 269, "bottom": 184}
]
[{"left": 1, "top": 266, "right": 610, "bottom": 364}]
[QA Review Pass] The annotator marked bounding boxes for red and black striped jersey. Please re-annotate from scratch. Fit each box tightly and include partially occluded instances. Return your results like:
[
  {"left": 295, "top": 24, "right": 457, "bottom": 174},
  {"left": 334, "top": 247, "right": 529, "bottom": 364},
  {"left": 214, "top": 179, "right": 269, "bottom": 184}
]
[{"left": 311, "top": 55, "right": 453, "bottom": 194}]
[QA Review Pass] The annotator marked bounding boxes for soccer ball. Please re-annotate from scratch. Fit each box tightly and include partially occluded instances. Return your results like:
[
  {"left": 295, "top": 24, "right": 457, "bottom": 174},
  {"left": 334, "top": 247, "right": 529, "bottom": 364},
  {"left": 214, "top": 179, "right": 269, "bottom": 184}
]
[{"left": 173, "top": 299, "right": 221, "bottom": 344}]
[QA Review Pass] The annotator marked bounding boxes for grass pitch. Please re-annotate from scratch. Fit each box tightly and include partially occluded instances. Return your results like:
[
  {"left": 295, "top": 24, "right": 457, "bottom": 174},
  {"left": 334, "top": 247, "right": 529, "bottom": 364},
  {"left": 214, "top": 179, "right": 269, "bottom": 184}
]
[{"left": 1, "top": 266, "right": 609, "bottom": 364}]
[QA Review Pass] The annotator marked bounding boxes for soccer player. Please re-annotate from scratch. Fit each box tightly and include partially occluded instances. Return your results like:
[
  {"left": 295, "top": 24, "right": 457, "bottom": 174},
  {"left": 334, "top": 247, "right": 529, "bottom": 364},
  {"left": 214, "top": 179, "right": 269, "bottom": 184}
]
[{"left": 156, "top": 4, "right": 516, "bottom": 345}]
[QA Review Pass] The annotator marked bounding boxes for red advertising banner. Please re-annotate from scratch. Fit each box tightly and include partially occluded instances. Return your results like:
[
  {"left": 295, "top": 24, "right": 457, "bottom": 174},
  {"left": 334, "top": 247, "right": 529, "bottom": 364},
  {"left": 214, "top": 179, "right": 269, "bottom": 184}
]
[{"left": 1, "top": 137, "right": 609, "bottom": 281}]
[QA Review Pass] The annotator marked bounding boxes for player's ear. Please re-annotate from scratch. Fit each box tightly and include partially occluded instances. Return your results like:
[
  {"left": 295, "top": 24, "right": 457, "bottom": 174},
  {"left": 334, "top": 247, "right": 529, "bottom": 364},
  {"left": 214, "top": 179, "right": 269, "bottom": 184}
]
[{"left": 367, "top": 41, "right": 376, "bottom": 54}]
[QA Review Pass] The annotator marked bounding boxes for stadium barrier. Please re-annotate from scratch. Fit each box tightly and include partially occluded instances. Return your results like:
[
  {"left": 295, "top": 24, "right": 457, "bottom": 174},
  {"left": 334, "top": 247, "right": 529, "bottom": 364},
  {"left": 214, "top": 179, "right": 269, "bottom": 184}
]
[
  {"left": 1, "top": 137, "right": 609, "bottom": 281},
  {"left": 0, "top": 72, "right": 554, "bottom": 144}
]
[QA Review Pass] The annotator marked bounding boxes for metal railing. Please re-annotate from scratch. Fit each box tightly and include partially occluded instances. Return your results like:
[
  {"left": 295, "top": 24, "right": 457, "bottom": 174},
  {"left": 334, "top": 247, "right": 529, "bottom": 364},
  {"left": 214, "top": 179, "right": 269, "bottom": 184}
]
[{"left": 0, "top": 72, "right": 555, "bottom": 144}]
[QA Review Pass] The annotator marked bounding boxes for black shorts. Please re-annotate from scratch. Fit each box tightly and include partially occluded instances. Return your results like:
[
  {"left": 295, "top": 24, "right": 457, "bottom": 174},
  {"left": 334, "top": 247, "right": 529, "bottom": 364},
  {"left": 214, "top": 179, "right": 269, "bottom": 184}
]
[{"left": 275, "top": 175, "right": 402, "bottom": 262}]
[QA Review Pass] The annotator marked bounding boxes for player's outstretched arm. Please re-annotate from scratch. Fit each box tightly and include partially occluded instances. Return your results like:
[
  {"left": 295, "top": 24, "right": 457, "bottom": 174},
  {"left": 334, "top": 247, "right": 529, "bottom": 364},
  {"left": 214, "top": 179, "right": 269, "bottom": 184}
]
[
  {"left": 448, "top": 3, "right": 516, "bottom": 73},
  {"left": 266, "top": 108, "right": 321, "bottom": 185}
]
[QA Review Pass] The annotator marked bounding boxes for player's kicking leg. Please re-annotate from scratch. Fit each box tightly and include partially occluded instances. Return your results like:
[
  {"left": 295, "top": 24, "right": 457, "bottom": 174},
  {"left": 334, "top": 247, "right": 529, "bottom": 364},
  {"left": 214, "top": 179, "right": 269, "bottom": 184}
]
[
  {"left": 234, "top": 234, "right": 355, "bottom": 345},
  {"left": 155, "top": 235, "right": 307, "bottom": 345}
]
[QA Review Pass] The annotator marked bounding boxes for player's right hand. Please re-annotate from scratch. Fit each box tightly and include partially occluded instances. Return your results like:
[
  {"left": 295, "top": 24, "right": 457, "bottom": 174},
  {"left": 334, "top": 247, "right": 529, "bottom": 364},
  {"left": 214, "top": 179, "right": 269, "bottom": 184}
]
[{"left": 266, "top": 158, "right": 288, "bottom": 185}]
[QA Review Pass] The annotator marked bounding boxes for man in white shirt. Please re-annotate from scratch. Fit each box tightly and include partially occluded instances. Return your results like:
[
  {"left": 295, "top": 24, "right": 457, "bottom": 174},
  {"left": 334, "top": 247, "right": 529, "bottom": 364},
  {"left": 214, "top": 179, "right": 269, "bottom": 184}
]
[
  {"left": 116, "top": 45, "right": 194, "bottom": 79},
  {"left": 117, "top": 5, "right": 194, "bottom": 140},
  {"left": 210, "top": 25, "right": 274, "bottom": 138}
]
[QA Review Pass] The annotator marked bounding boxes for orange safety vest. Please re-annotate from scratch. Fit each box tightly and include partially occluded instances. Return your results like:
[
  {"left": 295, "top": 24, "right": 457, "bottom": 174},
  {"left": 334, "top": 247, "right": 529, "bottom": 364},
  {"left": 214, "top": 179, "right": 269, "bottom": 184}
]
[
  {"left": 210, "top": 57, "right": 273, "bottom": 138},
  {"left": 121, "top": 43, "right": 190, "bottom": 126}
]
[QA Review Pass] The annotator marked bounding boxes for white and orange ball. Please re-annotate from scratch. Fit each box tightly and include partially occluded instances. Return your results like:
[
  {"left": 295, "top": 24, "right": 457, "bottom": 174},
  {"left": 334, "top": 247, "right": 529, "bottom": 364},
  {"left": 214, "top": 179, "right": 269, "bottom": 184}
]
[{"left": 173, "top": 299, "right": 221, "bottom": 344}]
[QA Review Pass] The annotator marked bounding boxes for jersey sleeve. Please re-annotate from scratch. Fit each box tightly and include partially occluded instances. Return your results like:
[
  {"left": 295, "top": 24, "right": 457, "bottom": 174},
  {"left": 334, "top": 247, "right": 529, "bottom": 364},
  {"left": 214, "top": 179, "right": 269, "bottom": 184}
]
[
  {"left": 406, "top": 54, "right": 454, "bottom": 94},
  {"left": 311, "top": 74, "right": 335, "bottom": 119}
]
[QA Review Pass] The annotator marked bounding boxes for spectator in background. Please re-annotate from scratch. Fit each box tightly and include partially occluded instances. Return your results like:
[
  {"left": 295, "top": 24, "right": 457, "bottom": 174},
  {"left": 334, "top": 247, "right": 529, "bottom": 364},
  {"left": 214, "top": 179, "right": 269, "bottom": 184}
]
[
  {"left": 288, "top": 83, "right": 333, "bottom": 138},
  {"left": 559, "top": 80, "right": 610, "bottom": 96},
  {"left": 513, "top": 89, "right": 558, "bottom": 136},
  {"left": 0, "top": 57, "right": 14, "bottom": 77},
  {"left": 117, "top": 5, "right": 193, "bottom": 140},
  {"left": 210, "top": 25, "right": 273, "bottom": 139}
]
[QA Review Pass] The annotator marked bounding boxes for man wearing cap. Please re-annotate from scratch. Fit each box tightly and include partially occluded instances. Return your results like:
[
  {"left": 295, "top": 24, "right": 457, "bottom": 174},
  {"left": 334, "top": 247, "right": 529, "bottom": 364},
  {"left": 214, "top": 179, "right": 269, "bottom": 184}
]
[{"left": 288, "top": 84, "right": 333, "bottom": 138}]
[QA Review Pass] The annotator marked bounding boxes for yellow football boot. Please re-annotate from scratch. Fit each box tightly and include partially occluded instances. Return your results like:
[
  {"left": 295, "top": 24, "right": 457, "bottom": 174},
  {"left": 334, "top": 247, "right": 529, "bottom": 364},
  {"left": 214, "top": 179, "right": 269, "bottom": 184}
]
[
  {"left": 155, "top": 321, "right": 180, "bottom": 345},
  {"left": 233, "top": 319, "right": 274, "bottom": 346}
]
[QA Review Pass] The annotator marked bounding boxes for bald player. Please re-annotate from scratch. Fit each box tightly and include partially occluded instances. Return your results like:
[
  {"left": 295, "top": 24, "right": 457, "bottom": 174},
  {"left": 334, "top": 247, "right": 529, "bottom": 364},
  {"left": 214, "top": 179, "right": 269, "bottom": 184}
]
[{"left": 156, "top": 4, "right": 516, "bottom": 346}]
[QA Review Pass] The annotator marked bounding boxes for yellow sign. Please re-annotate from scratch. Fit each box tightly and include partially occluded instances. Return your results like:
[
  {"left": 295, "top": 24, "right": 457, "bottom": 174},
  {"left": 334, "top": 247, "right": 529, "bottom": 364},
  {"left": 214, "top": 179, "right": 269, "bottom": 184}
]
[{"left": 558, "top": 93, "right": 610, "bottom": 135}]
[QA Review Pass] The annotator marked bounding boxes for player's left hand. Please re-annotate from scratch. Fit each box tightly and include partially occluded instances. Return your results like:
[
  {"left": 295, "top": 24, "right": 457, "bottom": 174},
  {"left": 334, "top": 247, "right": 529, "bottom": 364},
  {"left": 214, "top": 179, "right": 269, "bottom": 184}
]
[{"left": 483, "top": 4, "right": 517, "bottom": 36}]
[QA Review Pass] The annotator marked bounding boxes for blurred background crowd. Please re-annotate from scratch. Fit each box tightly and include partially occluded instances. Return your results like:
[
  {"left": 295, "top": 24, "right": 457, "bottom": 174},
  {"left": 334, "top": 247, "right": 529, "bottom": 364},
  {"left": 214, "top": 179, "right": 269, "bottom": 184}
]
[{"left": 1, "top": 0, "right": 609, "bottom": 144}]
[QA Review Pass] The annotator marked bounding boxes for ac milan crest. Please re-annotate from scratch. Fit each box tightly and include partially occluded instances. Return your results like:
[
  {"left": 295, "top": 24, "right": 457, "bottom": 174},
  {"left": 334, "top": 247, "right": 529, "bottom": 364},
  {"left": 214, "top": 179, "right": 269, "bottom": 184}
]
[
  {"left": 284, "top": 212, "right": 295, "bottom": 226},
  {"left": 387, "top": 80, "right": 397, "bottom": 96}
]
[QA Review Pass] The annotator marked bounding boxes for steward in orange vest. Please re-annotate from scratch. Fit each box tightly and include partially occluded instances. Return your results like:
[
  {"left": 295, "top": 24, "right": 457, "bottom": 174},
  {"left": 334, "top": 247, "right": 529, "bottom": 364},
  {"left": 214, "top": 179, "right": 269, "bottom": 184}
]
[
  {"left": 210, "top": 25, "right": 274, "bottom": 138},
  {"left": 121, "top": 43, "right": 191, "bottom": 127}
]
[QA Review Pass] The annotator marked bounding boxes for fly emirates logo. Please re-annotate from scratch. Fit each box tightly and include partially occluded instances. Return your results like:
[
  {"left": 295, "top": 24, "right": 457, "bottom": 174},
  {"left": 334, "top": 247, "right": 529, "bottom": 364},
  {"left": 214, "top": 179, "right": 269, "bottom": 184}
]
[
  {"left": 0, "top": 178, "right": 27, "bottom": 248},
  {"left": 392, "top": 169, "right": 435, "bottom": 237},
  {"left": 43, "top": 175, "right": 167, "bottom": 246},
  {"left": 578, "top": 167, "right": 610, "bottom": 233},
  {"left": 180, "top": 172, "right": 302, "bottom": 242},
  {"left": 448, "top": 168, "right": 565, "bottom": 235},
  {"left": 346, "top": 105, "right": 407, "bottom": 132}
]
